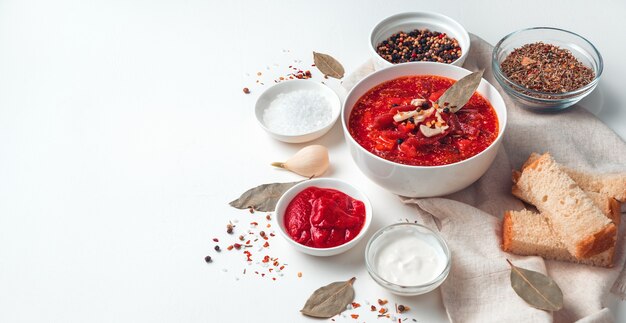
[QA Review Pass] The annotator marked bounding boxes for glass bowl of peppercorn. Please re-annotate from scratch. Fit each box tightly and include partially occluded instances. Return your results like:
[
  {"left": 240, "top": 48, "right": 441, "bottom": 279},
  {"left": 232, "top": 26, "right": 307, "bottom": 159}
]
[
  {"left": 492, "top": 27, "right": 603, "bottom": 111},
  {"left": 370, "top": 12, "right": 470, "bottom": 69}
]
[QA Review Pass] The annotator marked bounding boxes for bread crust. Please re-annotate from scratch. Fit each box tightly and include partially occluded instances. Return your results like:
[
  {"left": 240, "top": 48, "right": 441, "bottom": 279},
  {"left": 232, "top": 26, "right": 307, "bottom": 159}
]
[
  {"left": 501, "top": 211, "right": 514, "bottom": 252},
  {"left": 576, "top": 223, "right": 617, "bottom": 259}
]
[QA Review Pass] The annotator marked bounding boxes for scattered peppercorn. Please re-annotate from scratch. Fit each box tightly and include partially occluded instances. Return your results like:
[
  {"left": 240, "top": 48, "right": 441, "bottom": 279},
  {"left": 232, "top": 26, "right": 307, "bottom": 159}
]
[
  {"left": 204, "top": 255, "right": 212, "bottom": 263},
  {"left": 214, "top": 245, "right": 221, "bottom": 252},
  {"left": 233, "top": 243, "right": 242, "bottom": 250},
  {"left": 259, "top": 231, "right": 266, "bottom": 237},
  {"left": 396, "top": 138, "right": 404, "bottom": 145},
  {"left": 266, "top": 214, "right": 271, "bottom": 221},
  {"left": 443, "top": 107, "right": 450, "bottom": 113},
  {"left": 226, "top": 223, "right": 234, "bottom": 234},
  {"left": 398, "top": 304, "right": 410, "bottom": 313},
  {"left": 376, "top": 29, "right": 461, "bottom": 64},
  {"left": 238, "top": 235, "right": 244, "bottom": 241},
  {"left": 243, "top": 87, "right": 250, "bottom": 94}
]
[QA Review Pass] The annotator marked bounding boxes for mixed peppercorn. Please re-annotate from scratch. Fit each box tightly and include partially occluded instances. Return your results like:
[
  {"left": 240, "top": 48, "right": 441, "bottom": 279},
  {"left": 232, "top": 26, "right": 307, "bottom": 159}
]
[{"left": 376, "top": 29, "right": 462, "bottom": 64}]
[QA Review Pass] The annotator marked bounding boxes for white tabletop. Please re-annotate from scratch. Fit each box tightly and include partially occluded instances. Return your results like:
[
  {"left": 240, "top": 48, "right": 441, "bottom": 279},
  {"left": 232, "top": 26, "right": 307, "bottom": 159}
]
[{"left": 1, "top": 1, "right": 625, "bottom": 322}]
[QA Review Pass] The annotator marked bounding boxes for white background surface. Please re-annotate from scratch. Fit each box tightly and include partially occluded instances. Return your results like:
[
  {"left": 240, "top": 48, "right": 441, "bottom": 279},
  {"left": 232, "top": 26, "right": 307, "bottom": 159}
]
[{"left": 1, "top": 1, "right": 625, "bottom": 322}]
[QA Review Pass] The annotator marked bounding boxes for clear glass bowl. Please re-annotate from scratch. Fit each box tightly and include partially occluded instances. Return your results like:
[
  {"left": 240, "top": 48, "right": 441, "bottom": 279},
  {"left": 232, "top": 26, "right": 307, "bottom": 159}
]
[
  {"left": 492, "top": 27, "right": 603, "bottom": 111},
  {"left": 365, "top": 223, "right": 451, "bottom": 296}
]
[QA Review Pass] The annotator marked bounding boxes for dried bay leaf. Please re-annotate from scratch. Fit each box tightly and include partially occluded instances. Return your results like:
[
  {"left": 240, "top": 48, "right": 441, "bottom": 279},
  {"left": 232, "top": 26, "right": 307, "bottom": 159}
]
[
  {"left": 313, "top": 51, "right": 345, "bottom": 79},
  {"left": 301, "top": 277, "right": 356, "bottom": 318},
  {"left": 437, "top": 69, "right": 484, "bottom": 113},
  {"left": 507, "top": 259, "right": 563, "bottom": 311},
  {"left": 229, "top": 181, "right": 301, "bottom": 212}
]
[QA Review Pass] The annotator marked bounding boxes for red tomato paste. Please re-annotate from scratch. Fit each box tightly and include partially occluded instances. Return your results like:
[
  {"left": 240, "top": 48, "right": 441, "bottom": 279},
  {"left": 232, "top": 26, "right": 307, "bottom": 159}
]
[
  {"left": 349, "top": 75, "right": 499, "bottom": 166},
  {"left": 284, "top": 187, "right": 366, "bottom": 248}
]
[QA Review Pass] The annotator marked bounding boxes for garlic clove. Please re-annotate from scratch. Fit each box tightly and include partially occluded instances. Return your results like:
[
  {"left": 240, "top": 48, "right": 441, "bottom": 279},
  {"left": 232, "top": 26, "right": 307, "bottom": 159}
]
[{"left": 271, "top": 145, "right": 329, "bottom": 178}]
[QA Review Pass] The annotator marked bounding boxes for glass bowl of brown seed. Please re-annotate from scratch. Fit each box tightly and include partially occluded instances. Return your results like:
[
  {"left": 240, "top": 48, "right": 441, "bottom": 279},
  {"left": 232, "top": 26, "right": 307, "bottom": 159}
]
[{"left": 492, "top": 27, "right": 603, "bottom": 111}]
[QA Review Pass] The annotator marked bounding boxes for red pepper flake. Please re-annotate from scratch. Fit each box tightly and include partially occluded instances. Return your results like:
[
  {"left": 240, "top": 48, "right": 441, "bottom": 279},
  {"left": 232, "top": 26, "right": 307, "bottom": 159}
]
[
  {"left": 378, "top": 299, "right": 388, "bottom": 306},
  {"left": 279, "top": 265, "right": 285, "bottom": 270},
  {"left": 266, "top": 223, "right": 271, "bottom": 228},
  {"left": 245, "top": 240, "right": 251, "bottom": 245},
  {"left": 212, "top": 238, "right": 219, "bottom": 242},
  {"left": 273, "top": 261, "right": 279, "bottom": 267},
  {"left": 262, "top": 255, "right": 270, "bottom": 263},
  {"left": 254, "top": 271, "right": 259, "bottom": 275},
  {"left": 350, "top": 314, "right": 359, "bottom": 319},
  {"left": 233, "top": 243, "right": 242, "bottom": 250},
  {"left": 272, "top": 277, "right": 276, "bottom": 281},
  {"left": 261, "top": 273, "right": 265, "bottom": 277},
  {"left": 263, "top": 241, "right": 269, "bottom": 248},
  {"left": 351, "top": 302, "right": 361, "bottom": 309},
  {"left": 248, "top": 207, "right": 254, "bottom": 214},
  {"left": 379, "top": 307, "right": 388, "bottom": 314},
  {"left": 250, "top": 222, "right": 258, "bottom": 226},
  {"left": 370, "top": 305, "right": 377, "bottom": 311},
  {"left": 269, "top": 268, "right": 273, "bottom": 272},
  {"left": 226, "top": 245, "right": 234, "bottom": 251},
  {"left": 269, "top": 233, "right": 275, "bottom": 237}
]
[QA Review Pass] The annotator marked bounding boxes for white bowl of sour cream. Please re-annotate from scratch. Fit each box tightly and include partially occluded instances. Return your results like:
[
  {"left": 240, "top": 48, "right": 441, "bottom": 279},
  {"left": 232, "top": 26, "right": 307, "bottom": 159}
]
[{"left": 365, "top": 223, "right": 451, "bottom": 296}]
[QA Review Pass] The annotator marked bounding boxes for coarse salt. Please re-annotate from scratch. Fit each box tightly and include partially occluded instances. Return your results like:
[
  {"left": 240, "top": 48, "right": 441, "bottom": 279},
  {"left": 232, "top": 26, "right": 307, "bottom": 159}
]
[{"left": 263, "top": 89, "right": 333, "bottom": 135}]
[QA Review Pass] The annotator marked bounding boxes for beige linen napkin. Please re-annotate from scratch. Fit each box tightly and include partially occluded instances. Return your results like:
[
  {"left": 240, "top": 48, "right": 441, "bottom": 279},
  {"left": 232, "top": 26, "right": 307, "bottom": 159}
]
[{"left": 342, "top": 34, "right": 626, "bottom": 323}]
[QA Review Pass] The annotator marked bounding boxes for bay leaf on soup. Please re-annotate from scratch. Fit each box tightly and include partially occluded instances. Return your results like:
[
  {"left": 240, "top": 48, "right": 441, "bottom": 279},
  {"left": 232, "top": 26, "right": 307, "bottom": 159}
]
[
  {"left": 228, "top": 181, "right": 301, "bottom": 212},
  {"left": 507, "top": 259, "right": 563, "bottom": 311},
  {"left": 313, "top": 51, "right": 345, "bottom": 79},
  {"left": 437, "top": 69, "right": 484, "bottom": 113},
  {"left": 301, "top": 277, "right": 356, "bottom": 318}
]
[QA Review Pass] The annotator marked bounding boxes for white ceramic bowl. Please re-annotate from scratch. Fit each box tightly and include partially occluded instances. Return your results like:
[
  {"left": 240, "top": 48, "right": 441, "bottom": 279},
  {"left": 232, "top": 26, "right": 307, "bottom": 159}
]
[
  {"left": 342, "top": 62, "right": 507, "bottom": 197},
  {"left": 370, "top": 12, "right": 470, "bottom": 70},
  {"left": 255, "top": 80, "right": 341, "bottom": 143},
  {"left": 275, "top": 178, "right": 372, "bottom": 256}
]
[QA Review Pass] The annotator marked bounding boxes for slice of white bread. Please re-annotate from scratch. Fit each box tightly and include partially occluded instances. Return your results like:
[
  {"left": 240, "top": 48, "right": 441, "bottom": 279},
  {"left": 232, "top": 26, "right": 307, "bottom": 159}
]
[
  {"left": 512, "top": 179, "right": 621, "bottom": 227},
  {"left": 522, "top": 152, "right": 626, "bottom": 202},
  {"left": 502, "top": 210, "right": 615, "bottom": 267},
  {"left": 515, "top": 153, "right": 617, "bottom": 259}
]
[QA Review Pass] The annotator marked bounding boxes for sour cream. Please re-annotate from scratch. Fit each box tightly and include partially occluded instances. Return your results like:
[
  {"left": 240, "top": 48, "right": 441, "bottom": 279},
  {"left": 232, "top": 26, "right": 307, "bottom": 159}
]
[{"left": 373, "top": 229, "right": 447, "bottom": 286}]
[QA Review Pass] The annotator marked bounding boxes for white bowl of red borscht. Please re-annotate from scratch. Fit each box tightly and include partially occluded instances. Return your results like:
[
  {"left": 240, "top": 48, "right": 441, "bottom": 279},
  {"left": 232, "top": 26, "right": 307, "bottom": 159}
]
[
  {"left": 274, "top": 178, "right": 372, "bottom": 257},
  {"left": 342, "top": 62, "right": 507, "bottom": 197}
]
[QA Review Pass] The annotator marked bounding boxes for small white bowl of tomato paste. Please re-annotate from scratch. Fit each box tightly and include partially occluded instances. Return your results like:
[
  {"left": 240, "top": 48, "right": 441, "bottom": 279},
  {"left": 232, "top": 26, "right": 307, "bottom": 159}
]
[{"left": 274, "top": 178, "right": 372, "bottom": 256}]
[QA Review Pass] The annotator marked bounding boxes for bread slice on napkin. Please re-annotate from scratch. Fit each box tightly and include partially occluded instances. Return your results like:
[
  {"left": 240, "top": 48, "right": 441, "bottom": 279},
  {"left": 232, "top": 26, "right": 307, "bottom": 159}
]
[
  {"left": 514, "top": 153, "right": 617, "bottom": 259},
  {"left": 502, "top": 210, "right": 615, "bottom": 267},
  {"left": 522, "top": 152, "right": 626, "bottom": 202}
]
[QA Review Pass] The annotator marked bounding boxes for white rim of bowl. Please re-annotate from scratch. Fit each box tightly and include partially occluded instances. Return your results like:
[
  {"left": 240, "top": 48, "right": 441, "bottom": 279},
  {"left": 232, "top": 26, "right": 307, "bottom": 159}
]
[
  {"left": 491, "top": 26, "right": 603, "bottom": 100},
  {"left": 254, "top": 79, "right": 342, "bottom": 138},
  {"left": 364, "top": 222, "right": 451, "bottom": 289},
  {"left": 275, "top": 178, "right": 372, "bottom": 252},
  {"left": 341, "top": 62, "right": 508, "bottom": 170},
  {"left": 369, "top": 11, "right": 470, "bottom": 66}
]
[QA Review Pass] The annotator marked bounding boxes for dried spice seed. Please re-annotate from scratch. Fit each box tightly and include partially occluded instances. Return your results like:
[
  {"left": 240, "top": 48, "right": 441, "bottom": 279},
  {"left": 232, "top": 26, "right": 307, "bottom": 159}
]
[
  {"left": 238, "top": 235, "right": 244, "bottom": 241},
  {"left": 350, "top": 314, "right": 359, "bottom": 319},
  {"left": 397, "top": 304, "right": 409, "bottom": 313},
  {"left": 212, "top": 238, "right": 219, "bottom": 242},
  {"left": 259, "top": 231, "right": 266, "bottom": 237},
  {"left": 266, "top": 214, "right": 271, "bottom": 220},
  {"left": 351, "top": 302, "right": 361, "bottom": 309},
  {"left": 204, "top": 255, "right": 212, "bottom": 263},
  {"left": 378, "top": 299, "right": 388, "bottom": 306},
  {"left": 233, "top": 243, "right": 242, "bottom": 250},
  {"left": 376, "top": 29, "right": 461, "bottom": 64},
  {"left": 500, "top": 42, "right": 595, "bottom": 96},
  {"left": 298, "top": 272, "right": 303, "bottom": 278},
  {"left": 226, "top": 223, "right": 234, "bottom": 234},
  {"left": 214, "top": 245, "right": 221, "bottom": 252},
  {"left": 371, "top": 305, "right": 377, "bottom": 311},
  {"left": 242, "top": 87, "right": 250, "bottom": 94}
]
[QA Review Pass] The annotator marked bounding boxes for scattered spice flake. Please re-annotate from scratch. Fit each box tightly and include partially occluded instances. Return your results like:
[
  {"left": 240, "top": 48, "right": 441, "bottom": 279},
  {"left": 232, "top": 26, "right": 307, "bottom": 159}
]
[
  {"left": 248, "top": 207, "right": 254, "bottom": 214},
  {"left": 233, "top": 243, "right": 242, "bottom": 250},
  {"left": 371, "top": 305, "right": 377, "bottom": 311},
  {"left": 351, "top": 302, "right": 361, "bottom": 309},
  {"left": 242, "top": 87, "right": 250, "bottom": 94},
  {"left": 379, "top": 307, "right": 388, "bottom": 314},
  {"left": 279, "top": 265, "right": 285, "bottom": 270},
  {"left": 298, "top": 272, "right": 302, "bottom": 278},
  {"left": 226, "top": 245, "right": 234, "bottom": 251},
  {"left": 245, "top": 240, "right": 251, "bottom": 244},
  {"left": 269, "top": 233, "right": 275, "bottom": 237},
  {"left": 263, "top": 241, "right": 270, "bottom": 248},
  {"left": 256, "top": 72, "right": 262, "bottom": 76},
  {"left": 266, "top": 214, "right": 271, "bottom": 220},
  {"left": 266, "top": 223, "right": 271, "bottom": 228},
  {"left": 212, "top": 238, "right": 219, "bottom": 242},
  {"left": 238, "top": 235, "right": 244, "bottom": 241},
  {"left": 204, "top": 255, "right": 212, "bottom": 263},
  {"left": 350, "top": 314, "right": 359, "bottom": 319},
  {"left": 272, "top": 277, "right": 276, "bottom": 281},
  {"left": 378, "top": 299, "right": 388, "bottom": 306},
  {"left": 250, "top": 222, "right": 258, "bottom": 227}
]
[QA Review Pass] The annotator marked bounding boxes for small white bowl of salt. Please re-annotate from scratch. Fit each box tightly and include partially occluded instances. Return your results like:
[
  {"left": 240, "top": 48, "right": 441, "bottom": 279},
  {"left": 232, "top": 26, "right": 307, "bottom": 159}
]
[{"left": 255, "top": 80, "right": 341, "bottom": 143}]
